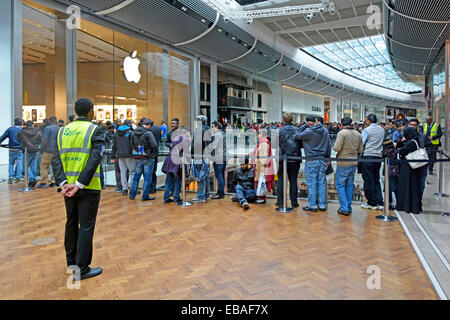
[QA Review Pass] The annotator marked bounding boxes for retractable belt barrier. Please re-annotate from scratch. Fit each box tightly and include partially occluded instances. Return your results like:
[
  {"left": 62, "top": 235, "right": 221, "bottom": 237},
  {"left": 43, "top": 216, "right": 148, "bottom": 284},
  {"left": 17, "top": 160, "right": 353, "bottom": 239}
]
[{"left": 0, "top": 144, "right": 33, "bottom": 192}]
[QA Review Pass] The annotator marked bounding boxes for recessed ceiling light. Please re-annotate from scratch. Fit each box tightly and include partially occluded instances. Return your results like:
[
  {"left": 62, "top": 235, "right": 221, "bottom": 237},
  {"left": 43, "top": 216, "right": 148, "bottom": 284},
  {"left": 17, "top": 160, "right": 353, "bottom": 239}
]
[
  {"left": 218, "top": 28, "right": 222, "bottom": 32},
  {"left": 201, "top": 18, "right": 206, "bottom": 23},
  {"left": 181, "top": 6, "right": 187, "bottom": 11},
  {"left": 232, "top": 37, "right": 236, "bottom": 40},
  {"left": 243, "top": 43, "right": 247, "bottom": 47}
]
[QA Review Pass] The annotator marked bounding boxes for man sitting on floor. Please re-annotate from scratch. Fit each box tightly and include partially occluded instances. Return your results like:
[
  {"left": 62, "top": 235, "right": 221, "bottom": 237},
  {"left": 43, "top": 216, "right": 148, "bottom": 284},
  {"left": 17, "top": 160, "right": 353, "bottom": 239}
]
[{"left": 232, "top": 157, "right": 257, "bottom": 210}]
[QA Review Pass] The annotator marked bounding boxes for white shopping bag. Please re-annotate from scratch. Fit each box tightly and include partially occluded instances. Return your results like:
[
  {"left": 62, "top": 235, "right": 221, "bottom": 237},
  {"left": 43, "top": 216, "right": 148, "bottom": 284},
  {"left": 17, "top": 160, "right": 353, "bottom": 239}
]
[{"left": 256, "top": 172, "right": 267, "bottom": 196}]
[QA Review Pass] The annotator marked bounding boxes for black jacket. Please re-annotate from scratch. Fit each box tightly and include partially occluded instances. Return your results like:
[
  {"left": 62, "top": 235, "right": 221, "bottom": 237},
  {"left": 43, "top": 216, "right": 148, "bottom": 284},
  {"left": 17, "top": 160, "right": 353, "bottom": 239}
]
[
  {"left": 52, "top": 118, "right": 107, "bottom": 193},
  {"left": 112, "top": 125, "right": 134, "bottom": 158},
  {"left": 165, "top": 129, "right": 174, "bottom": 148},
  {"left": 232, "top": 166, "right": 255, "bottom": 191},
  {"left": 279, "top": 124, "right": 302, "bottom": 162},
  {"left": 17, "top": 126, "right": 42, "bottom": 153},
  {"left": 131, "top": 126, "right": 158, "bottom": 159},
  {"left": 150, "top": 124, "right": 161, "bottom": 146}
]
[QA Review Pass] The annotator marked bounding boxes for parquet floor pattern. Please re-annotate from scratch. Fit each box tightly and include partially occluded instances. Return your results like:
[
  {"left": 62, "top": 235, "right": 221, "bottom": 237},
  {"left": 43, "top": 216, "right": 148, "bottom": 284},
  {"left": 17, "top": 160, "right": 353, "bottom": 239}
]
[{"left": 0, "top": 183, "right": 437, "bottom": 299}]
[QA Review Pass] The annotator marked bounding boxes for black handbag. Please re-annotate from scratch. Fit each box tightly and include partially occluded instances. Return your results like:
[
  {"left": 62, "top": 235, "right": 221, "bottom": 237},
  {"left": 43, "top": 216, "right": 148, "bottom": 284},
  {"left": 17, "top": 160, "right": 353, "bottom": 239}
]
[{"left": 326, "top": 163, "right": 334, "bottom": 175}]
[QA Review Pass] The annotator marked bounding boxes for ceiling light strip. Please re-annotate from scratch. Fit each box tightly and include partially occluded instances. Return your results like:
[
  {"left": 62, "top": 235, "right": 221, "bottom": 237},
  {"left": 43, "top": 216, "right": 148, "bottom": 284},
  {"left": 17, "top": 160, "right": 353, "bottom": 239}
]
[
  {"left": 222, "top": 38, "right": 258, "bottom": 63},
  {"left": 297, "top": 72, "right": 320, "bottom": 88},
  {"left": 382, "top": 0, "right": 450, "bottom": 24},
  {"left": 95, "top": 0, "right": 135, "bottom": 15},
  {"left": 315, "top": 80, "right": 333, "bottom": 92},
  {"left": 280, "top": 65, "right": 303, "bottom": 82},
  {"left": 255, "top": 53, "right": 284, "bottom": 74},
  {"left": 340, "top": 88, "right": 356, "bottom": 98},
  {"left": 174, "top": 12, "right": 220, "bottom": 46}
]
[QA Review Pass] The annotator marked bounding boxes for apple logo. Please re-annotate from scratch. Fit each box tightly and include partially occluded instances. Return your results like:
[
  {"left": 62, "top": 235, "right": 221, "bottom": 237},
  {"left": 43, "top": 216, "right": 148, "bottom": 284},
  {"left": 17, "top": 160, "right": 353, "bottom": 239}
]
[{"left": 123, "top": 50, "right": 141, "bottom": 83}]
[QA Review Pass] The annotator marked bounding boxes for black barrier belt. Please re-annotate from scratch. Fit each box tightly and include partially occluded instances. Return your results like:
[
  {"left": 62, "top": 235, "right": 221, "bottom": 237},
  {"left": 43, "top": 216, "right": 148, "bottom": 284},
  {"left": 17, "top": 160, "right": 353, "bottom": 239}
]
[
  {"left": 0, "top": 144, "right": 21, "bottom": 151},
  {"left": 441, "top": 151, "right": 450, "bottom": 159}
]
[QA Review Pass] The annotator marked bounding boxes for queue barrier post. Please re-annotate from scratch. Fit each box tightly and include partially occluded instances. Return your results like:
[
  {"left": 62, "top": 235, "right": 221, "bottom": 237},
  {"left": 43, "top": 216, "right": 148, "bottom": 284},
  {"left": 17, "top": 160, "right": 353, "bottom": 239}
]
[
  {"left": 177, "top": 154, "right": 192, "bottom": 207},
  {"left": 20, "top": 147, "right": 34, "bottom": 192},
  {"left": 376, "top": 157, "right": 397, "bottom": 222},
  {"left": 433, "top": 150, "right": 448, "bottom": 198},
  {"left": 278, "top": 154, "right": 294, "bottom": 214}
]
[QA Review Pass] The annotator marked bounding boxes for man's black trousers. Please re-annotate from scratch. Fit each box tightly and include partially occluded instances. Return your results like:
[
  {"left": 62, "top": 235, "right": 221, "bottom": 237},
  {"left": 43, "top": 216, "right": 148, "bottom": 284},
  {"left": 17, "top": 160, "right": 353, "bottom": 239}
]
[
  {"left": 64, "top": 192, "right": 101, "bottom": 275},
  {"left": 276, "top": 160, "right": 301, "bottom": 207},
  {"left": 362, "top": 156, "right": 383, "bottom": 207}
]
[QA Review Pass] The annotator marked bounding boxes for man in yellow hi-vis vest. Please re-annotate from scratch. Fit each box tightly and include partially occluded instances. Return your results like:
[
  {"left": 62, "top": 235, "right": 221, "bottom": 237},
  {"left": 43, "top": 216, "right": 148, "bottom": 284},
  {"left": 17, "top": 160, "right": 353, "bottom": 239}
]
[
  {"left": 52, "top": 98, "right": 107, "bottom": 281},
  {"left": 422, "top": 115, "right": 442, "bottom": 175}
]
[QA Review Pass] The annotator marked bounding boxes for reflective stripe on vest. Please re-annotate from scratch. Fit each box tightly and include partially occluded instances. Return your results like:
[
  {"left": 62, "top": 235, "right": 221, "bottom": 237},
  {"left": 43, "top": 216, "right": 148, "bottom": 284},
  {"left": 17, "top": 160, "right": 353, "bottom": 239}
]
[
  {"left": 57, "top": 121, "right": 101, "bottom": 190},
  {"left": 424, "top": 122, "right": 439, "bottom": 145}
]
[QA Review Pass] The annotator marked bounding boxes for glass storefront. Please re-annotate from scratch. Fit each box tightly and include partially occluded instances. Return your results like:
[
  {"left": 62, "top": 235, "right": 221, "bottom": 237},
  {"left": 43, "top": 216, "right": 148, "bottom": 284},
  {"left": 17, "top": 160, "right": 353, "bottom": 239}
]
[
  {"left": 429, "top": 44, "right": 448, "bottom": 149},
  {"left": 22, "top": 0, "right": 191, "bottom": 128}
]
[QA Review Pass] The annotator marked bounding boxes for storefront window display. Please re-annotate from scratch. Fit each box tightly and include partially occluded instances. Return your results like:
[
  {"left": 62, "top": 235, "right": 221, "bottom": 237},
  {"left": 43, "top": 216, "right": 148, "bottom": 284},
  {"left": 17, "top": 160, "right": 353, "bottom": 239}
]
[{"left": 22, "top": 1, "right": 191, "bottom": 128}]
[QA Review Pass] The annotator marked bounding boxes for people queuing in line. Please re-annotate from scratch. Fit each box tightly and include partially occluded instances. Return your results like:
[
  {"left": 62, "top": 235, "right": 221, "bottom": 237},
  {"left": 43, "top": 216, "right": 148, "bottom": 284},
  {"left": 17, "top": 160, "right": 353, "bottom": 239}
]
[
  {"left": 1, "top": 111, "right": 438, "bottom": 216},
  {"left": 360, "top": 114, "right": 385, "bottom": 210},
  {"left": 295, "top": 115, "right": 332, "bottom": 212},
  {"left": 333, "top": 117, "right": 363, "bottom": 216}
]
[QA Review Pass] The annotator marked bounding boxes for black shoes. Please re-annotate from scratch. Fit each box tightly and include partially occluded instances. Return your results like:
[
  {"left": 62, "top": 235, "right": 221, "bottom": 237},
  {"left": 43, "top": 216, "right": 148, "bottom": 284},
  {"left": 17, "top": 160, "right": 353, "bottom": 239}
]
[
  {"left": 115, "top": 187, "right": 123, "bottom": 193},
  {"left": 303, "top": 206, "right": 318, "bottom": 212},
  {"left": 164, "top": 198, "right": 174, "bottom": 204},
  {"left": 211, "top": 195, "right": 225, "bottom": 200},
  {"left": 80, "top": 267, "right": 103, "bottom": 280},
  {"left": 142, "top": 196, "right": 156, "bottom": 201},
  {"left": 122, "top": 190, "right": 128, "bottom": 196},
  {"left": 28, "top": 180, "right": 37, "bottom": 187},
  {"left": 231, "top": 196, "right": 238, "bottom": 203},
  {"left": 338, "top": 209, "right": 351, "bottom": 216},
  {"left": 256, "top": 199, "right": 266, "bottom": 205},
  {"left": 292, "top": 203, "right": 300, "bottom": 208}
]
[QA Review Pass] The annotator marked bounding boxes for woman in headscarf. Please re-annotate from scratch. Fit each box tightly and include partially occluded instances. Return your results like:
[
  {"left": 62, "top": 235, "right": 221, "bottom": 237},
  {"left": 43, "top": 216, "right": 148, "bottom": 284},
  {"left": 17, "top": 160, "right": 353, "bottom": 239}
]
[
  {"left": 250, "top": 128, "right": 274, "bottom": 204},
  {"left": 396, "top": 127, "right": 425, "bottom": 214}
]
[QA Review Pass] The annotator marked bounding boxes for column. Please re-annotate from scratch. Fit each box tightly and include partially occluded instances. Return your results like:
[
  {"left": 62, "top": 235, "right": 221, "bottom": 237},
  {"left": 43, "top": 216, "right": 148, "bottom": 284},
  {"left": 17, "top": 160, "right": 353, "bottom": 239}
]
[
  {"left": 0, "top": 0, "right": 21, "bottom": 178},
  {"left": 210, "top": 63, "right": 217, "bottom": 125},
  {"left": 66, "top": 26, "right": 77, "bottom": 120},
  {"left": 162, "top": 49, "right": 169, "bottom": 123},
  {"left": 189, "top": 56, "right": 200, "bottom": 129}
]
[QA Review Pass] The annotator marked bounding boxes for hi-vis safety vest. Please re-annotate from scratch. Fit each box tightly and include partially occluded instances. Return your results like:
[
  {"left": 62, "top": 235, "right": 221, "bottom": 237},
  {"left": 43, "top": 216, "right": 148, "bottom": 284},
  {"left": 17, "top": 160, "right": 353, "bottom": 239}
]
[
  {"left": 423, "top": 122, "right": 439, "bottom": 145},
  {"left": 57, "top": 121, "right": 101, "bottom": 190}
]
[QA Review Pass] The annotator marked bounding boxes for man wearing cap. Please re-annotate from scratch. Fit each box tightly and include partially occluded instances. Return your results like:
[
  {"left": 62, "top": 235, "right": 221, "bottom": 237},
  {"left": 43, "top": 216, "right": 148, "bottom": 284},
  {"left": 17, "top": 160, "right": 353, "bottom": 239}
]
[{"left": 52, "top": 97, "right": 106, "bottom": 280}]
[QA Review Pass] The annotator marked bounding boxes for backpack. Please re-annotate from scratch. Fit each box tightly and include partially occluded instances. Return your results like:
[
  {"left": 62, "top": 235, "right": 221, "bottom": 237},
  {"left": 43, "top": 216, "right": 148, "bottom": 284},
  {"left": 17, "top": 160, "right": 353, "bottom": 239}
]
[{"left": 281, "top": 133, "right": 299, "bottom": 157}]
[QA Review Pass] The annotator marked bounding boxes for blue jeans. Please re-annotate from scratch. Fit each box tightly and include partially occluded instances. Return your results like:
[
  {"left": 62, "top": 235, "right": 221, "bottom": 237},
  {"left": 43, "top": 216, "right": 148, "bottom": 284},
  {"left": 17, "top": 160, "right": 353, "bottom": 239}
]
[
  {"left": 197, "top": 175, "right": 210, "bottom": 200},
  {"left": 336, "top": 166, "right": 356, "bottom": 212},
  {"left": 235, "top": 185, "right": 257, "bottom": 205},
  {"left": 130, "top": 158, "right": 155, "bottom": 200},
  {"left": 213, "top": 163, "right": 226, "bottom": 196},
  {"left": 164, "top": 172, "right": 182, "bottom": 202},
  {"left": 9, "top": 150, "right": 23, "bottom": 180},
  {"left": 27, "top": 152, "right": 38, "bottom": 181},
  {"left": 305, "top": 160, "right": 327, "bottom": 209}
]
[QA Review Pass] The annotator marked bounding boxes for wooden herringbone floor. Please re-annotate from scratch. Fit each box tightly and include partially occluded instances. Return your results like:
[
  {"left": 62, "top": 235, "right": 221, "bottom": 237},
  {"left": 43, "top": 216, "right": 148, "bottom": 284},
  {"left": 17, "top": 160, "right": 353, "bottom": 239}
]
[{"left": 0, "top": 183, "right": 437, "bottom": 299}]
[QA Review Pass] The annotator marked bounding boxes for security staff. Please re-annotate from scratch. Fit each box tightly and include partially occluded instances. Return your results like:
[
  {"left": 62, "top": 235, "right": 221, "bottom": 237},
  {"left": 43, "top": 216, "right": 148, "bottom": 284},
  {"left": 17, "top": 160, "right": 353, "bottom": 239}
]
[
  {"left": 52, "top": 98, "right": 107, "bottom": 280},
  {"left": 422, "top": 115, "right": 442, "bottom": 175}
]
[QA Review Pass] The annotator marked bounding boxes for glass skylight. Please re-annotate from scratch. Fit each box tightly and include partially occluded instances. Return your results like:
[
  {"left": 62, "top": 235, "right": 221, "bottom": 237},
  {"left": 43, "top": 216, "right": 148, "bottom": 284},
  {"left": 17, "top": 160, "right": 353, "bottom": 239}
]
[{"left": 303, "top": 35, "right": 422, "bottom": 94}]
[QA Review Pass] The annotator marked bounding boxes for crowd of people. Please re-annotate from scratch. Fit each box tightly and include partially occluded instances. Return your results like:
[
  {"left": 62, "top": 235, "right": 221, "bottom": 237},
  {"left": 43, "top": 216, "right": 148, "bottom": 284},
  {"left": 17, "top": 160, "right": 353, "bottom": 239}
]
[{"left": 1, "top": 106, "right": 442, "bottom": 216}]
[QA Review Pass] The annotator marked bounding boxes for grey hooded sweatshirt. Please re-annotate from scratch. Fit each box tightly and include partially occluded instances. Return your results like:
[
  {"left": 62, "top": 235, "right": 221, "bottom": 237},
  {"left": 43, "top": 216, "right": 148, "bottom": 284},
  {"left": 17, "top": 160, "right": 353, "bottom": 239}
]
[{"left": 294, "top": 123, "right": 331, "bottom": 158}]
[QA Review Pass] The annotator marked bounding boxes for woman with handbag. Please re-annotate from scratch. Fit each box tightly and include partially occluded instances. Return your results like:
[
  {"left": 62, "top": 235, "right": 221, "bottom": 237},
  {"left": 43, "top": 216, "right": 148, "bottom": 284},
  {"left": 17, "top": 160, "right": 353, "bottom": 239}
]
[
  {"left": 250, "top": 129, "right": 274, "bottom": 204},
  {"left": 396, "top": 127, "right": 427, "bottom": 214}
]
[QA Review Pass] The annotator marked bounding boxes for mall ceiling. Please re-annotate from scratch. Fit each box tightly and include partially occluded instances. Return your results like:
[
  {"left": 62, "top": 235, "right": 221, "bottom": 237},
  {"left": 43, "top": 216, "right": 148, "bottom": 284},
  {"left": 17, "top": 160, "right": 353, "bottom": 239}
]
[
  {"left": 245, "top": 0, "right": 383, "bottom": 48},
  {"left": 51, "top": 0, "right": 424, "bottom": 106},
  {"left": 383, "top": 0, "right": 450, "bottom": 75}
]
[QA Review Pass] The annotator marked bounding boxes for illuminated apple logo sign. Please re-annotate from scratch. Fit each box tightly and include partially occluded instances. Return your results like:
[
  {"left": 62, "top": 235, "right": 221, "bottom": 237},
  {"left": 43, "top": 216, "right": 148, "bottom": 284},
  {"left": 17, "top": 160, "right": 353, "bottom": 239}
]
[{"left": 123, "top": 50, "right": 141, "bottom": 83}]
